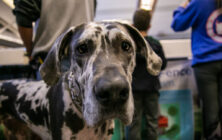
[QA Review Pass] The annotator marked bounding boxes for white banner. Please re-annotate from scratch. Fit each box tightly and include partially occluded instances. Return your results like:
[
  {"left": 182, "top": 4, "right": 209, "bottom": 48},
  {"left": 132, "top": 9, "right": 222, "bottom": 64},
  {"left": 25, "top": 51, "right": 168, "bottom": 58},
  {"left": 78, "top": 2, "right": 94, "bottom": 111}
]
[{"left": 158, "top": 59, "right": 202, "bottom": 140}]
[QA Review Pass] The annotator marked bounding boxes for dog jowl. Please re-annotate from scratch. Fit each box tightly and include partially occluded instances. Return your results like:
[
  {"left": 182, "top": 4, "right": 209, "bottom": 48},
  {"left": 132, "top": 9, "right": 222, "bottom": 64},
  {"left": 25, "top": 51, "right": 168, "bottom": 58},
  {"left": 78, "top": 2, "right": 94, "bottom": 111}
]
[{"left": 0, "top": 21, "right": 162, "bottom": 140}]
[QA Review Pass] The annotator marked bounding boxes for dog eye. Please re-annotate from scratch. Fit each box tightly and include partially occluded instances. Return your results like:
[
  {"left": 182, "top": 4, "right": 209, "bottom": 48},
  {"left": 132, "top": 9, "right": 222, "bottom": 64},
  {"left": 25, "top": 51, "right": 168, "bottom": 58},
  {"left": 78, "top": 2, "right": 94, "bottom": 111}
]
[
  {"left": 76, "top": 44, "right": 88, "bottom": 54},
  {"left": 121, "top": 41, "right": 131, "bottom": 52}
]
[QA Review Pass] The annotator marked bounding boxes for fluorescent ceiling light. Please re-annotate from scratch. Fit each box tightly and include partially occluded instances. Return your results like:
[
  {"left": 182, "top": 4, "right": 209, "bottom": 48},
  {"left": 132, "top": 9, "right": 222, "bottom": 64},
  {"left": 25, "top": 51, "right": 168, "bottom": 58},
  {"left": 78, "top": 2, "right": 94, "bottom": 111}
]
[
  {"left": 3, "top": 0, "right": 14, "bottom": 9},
  {"left": 140, "top": 0, "right": 155, "bottom": 11}
]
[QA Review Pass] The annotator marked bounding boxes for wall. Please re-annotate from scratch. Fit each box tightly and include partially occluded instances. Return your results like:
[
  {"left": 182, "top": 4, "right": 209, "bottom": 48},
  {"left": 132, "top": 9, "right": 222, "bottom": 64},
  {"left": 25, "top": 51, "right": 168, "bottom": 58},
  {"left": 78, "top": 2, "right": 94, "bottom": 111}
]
[{"left": 95, "top": 0, "right": 137, "bottom": 21}]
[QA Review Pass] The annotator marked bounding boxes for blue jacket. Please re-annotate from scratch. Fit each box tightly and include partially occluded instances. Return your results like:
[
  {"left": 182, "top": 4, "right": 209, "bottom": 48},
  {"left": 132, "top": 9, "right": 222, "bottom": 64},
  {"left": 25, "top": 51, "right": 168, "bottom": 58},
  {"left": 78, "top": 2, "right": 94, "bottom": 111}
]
[{"left": 171, "top": 0, "right": 222, "bottom": 66}]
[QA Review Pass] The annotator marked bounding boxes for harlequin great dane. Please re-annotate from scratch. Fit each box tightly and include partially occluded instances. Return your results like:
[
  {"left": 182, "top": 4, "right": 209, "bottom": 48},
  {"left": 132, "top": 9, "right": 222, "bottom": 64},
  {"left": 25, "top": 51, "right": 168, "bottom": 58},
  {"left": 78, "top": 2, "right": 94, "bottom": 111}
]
[{"left": 0, "top": 21, "right": 162, "bottom": 140}]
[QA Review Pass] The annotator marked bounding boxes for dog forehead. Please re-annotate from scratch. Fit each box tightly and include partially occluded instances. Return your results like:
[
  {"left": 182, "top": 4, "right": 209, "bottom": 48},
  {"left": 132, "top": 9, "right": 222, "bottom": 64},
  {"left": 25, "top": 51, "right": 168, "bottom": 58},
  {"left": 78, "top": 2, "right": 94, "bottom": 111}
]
[{"left": 78, "top": 22, "right": 132, "bottom": 42}]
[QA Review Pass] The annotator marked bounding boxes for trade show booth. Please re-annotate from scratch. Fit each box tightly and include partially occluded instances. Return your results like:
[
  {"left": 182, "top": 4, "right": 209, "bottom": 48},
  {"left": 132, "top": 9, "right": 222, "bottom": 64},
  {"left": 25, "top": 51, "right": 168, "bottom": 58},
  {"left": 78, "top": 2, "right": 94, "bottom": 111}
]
[{"left": 0, "top": 0, "right": 204, "bottom": 140}]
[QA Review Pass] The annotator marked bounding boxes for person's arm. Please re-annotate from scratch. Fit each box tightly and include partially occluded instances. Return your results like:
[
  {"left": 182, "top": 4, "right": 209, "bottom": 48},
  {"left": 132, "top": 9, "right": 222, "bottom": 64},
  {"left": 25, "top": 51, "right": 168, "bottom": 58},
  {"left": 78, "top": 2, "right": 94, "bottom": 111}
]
[
  {"left": 18, "top": 26, "right": 33, "bottom": 58},
  {"left": 153, "top": 40, "right": 167, "bottom": 70},
  {"left": 157, "top": 44, "right": 167, "bottom": 70},
  {"left": 13, "top": 0, "right": 41, "bottom": 58},
  {"left": 171, "top": 0, "right": 200, "bottom": 31}
]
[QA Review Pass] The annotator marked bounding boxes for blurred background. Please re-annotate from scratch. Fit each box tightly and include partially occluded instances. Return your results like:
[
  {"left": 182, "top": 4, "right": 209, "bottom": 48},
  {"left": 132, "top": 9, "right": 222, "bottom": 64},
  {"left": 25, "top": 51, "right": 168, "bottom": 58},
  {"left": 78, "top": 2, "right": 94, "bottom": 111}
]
[{"left": 0, "top": 0, "right": 191, "bottom": 67}]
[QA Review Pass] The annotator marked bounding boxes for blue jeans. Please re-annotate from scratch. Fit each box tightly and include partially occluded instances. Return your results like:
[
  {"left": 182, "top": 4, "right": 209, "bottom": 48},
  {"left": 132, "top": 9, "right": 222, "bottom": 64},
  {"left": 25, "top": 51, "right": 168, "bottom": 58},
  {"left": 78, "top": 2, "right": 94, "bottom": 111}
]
[{"left": 193, "top": 61, "right": 222, "bottom": 140}]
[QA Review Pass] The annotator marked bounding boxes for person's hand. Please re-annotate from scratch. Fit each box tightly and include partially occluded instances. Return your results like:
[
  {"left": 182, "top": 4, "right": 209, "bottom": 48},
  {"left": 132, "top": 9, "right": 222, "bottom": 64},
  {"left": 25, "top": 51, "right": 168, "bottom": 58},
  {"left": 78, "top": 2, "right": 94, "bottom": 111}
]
[
  {"left": 27, "top": 49, "right": 33, "bottom": 61},
  {"left": 180, "top": 0, "right": 190, "bottom": 8},
  {"left": 24, "top": 51, "right": 33, "bottom": 61}
]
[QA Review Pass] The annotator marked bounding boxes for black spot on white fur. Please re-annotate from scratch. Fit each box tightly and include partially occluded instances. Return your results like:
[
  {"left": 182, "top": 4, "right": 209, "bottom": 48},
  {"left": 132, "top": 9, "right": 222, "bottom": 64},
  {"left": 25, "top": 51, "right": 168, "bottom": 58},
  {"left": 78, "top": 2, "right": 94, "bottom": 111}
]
[{"left": 64, "top": 109, "right": 84, "bottom": 134}]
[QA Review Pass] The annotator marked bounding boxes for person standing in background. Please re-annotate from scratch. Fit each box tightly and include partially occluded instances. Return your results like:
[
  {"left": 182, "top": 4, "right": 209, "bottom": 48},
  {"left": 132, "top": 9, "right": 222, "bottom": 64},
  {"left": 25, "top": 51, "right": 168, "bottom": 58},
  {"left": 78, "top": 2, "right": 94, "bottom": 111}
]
[
  {"left": 171, "top": 0, "right": 222, "bottom": 139},
  {"left": 13, "top": 0, "right": 97, "bottom": 79},
  {"left": 126, "top": 9, "right": 167, "bottom": 140}
]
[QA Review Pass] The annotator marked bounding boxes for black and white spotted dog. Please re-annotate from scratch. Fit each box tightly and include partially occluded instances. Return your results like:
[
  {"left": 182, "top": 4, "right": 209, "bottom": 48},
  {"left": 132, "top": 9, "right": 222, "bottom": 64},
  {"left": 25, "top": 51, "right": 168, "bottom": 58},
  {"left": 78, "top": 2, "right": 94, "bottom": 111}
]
[{"left": 0, "top": 21, "right": 162, "bottom": 140}]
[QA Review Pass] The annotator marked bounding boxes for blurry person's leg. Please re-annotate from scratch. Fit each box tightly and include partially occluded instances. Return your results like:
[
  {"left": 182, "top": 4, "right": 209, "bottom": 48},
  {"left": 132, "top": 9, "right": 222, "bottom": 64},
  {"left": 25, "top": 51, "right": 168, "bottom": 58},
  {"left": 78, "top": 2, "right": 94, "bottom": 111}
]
[
  {"left": 194, "top": 62, "right": 221, "bottom": 140},
  {"left": 218, "top": 61, "right": 222, "bottom": 138},
  {"left": 143, "top": 91, "right": 159, "bottom": 140},
  {"left": 126, "top": 92, "right": 143, "bottom": 140}
]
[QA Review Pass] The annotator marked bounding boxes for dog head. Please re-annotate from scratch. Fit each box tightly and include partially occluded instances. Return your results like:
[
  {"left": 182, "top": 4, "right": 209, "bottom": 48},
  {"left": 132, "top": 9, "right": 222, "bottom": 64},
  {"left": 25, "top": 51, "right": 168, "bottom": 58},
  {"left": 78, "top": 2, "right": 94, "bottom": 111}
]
[{"left": 40, "top": 21, "right": 162, "bottom": 126}]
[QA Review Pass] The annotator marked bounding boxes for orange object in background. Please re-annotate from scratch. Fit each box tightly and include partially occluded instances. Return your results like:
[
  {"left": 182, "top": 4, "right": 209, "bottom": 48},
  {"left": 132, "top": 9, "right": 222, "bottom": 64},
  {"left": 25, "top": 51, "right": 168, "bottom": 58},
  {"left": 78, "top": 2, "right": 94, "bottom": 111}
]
[{"left": 158, "top": 115, "right": 168, "bottom": 128}]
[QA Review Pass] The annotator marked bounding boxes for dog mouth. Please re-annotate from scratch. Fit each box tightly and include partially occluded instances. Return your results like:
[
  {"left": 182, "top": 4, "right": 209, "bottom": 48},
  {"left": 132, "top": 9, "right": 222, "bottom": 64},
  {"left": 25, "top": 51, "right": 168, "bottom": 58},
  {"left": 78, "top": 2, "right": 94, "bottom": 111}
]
[
  {"left": 100, "top": 105, "right": 132, "bottom": 124},
  {"left": 88, "top": 110, "right": 131, "bottom": 127},
  {"left": 83, "top": 99, "right": 133, "bottom": 127}
]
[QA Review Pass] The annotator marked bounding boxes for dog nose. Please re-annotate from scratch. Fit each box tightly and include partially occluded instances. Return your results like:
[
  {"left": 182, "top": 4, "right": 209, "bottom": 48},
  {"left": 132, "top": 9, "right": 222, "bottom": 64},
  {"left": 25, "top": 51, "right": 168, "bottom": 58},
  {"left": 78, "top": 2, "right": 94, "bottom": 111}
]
[{"left": 94, "top": 77, "right": 129, "bottom": 106}]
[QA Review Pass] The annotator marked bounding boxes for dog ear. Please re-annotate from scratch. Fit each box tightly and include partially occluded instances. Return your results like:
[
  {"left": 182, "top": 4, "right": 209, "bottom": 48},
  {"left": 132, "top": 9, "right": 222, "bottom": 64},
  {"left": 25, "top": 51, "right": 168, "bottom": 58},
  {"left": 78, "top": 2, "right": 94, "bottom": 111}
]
[
  {"left": 39, "top": 27, "right": 75, "bottom": 85},
  {"left": 120, "top": 23, "right": 162, "bottom": 76}
]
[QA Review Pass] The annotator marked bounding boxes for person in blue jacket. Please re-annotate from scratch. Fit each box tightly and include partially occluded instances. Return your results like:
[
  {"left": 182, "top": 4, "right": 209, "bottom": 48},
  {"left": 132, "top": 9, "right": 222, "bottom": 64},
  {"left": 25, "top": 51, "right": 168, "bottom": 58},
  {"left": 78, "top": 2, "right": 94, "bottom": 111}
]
[{"left": 171, "top": 0, "right": 222, "bottom": 139}]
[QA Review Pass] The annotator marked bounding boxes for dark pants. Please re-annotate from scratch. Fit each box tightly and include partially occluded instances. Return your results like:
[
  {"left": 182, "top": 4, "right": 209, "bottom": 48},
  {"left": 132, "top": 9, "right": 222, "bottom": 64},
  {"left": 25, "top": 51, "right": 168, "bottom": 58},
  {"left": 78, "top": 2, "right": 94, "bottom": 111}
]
[
  {"left": 126, "top": 91, "right": 159, "bottom": 140},
  {"left": 193, "top": 61, "right": 222, "bottom": 140}
]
